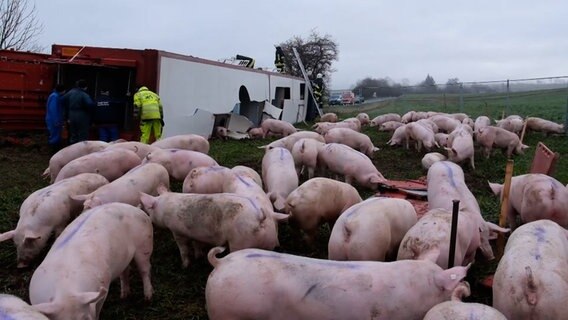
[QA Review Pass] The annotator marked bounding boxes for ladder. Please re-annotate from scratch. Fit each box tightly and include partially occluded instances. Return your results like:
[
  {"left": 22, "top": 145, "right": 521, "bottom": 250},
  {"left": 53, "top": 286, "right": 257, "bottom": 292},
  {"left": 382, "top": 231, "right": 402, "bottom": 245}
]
[{"left": 292, "top": 48, "right": 323, "bottom": 117}]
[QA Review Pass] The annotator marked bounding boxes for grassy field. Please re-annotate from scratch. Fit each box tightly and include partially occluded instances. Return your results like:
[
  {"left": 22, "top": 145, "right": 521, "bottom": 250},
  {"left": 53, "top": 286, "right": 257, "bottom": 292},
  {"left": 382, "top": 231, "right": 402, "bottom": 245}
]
[{"left": 0, "top": 89, "right": 567, "bottom": 319}]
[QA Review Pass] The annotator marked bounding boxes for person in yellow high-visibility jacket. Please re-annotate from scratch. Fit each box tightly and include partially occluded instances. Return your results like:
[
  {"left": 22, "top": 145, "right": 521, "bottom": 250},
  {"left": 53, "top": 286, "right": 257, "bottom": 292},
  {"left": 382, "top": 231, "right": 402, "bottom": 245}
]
[{"left": 133, "top": 86, "right": 164, "bottom": 144}]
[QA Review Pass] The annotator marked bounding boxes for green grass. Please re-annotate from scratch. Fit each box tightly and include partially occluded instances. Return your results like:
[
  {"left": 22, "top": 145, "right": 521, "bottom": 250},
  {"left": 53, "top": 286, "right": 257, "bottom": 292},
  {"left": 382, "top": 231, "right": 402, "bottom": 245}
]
[{"left": 0, "top": 89, "right": 567, "bottom": 318}]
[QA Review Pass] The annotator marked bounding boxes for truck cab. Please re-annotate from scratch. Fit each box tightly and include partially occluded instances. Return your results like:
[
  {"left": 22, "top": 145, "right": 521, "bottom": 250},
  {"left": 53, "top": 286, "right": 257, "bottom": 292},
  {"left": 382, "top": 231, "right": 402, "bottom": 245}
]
[{"left": 341, "top": 91, "right": 355, "bottom": 105}]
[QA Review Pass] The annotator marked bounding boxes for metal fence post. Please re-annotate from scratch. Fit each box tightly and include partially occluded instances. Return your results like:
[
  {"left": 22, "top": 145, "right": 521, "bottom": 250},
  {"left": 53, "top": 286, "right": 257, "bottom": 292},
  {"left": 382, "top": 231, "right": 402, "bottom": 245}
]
[
  {"left": 565, "top": 95, "right": 568, "bottom": 137},
  {"left": 506, "top": 79, "right": 511, "bottom": 116},
  {"left": 448, "top": 200, "right": 460, "bottom": 269},
  {"left": 459, "top": 83, "right": 464, "bottom": 113}
]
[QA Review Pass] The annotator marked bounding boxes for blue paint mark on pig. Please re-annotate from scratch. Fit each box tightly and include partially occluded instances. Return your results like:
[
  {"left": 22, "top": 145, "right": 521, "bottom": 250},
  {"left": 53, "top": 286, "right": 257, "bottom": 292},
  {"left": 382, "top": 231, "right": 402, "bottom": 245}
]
[
  {"left": 441, "top": 162, "right": 457, "bottom": 188},
  {"left": 0, "top": 308, "right": 17, "bottom": 320},
  {"left": 236, "top": 175, "right": 251, "bottom": 187},
  {"left": 55, "top": 211, "right": 93, "bottom": 249},
  {"left": 534, "top": 226, "right": 546, "bottom": 243}
]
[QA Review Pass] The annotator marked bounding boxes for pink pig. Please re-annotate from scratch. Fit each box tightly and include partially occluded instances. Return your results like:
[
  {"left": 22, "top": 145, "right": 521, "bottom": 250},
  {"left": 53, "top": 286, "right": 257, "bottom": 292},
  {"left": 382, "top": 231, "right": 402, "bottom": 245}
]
[
  {"left": 142, "top": 148, "right": 218, "bottom": 181},
  {"left": 328, "top": 197, "right": 417, "bottom": 261},
  {"left": 42, "top": 140, "right": 109, "bottom": 183},
  {"left": 262, "top": 147, "right": 298, "bottom": 211},
  {"left": 0, "top": 294, "right": 50, "bottom": 319},
  {"left": 445, "top": 125, "right": 475, "bottom": 169},
  {"left": 247, "top": 127, "right": 264, "bottom": 139},
  {"left": 397, "top": 208, "right": 480, "bottom": 269},
  {"left": 476, "top": 126, "right": 529, "bottom": 158},
  {"left": 0, "top": 173, "right": 108, "bottom": 268},
  {"left": 54, "top": 148, "right": 141, "bottom": 183},
  {"left": 429, "top": 115, "right": 461, "bottom": 133},
  {"left": 72, "top": 163, "right": 170, "bottom": 210},
  {"left": 323, "top": 128, "right": 379, "bottom": 157},
  {"left": 105, "top": 141, "right": 160, "bottom": 160},
  {"left": 182, "top": 166, "right": 232, "bottom": 194},
  {"left": 290, "top": 138, "right": 325, "bottom": 179},
  {"left": 425, "top": 282, "right": 507, "bottom": 319},
  {"left": 427, "top": 161, "right": 509, "bottom": 261},
  {"left": 320, "top": 113, "right": 338, "bottom": 123},
  {"left": 318, "top": 143, "right": 386, "bottom": 189},
  {"left": 206, "top": 247, "right": 470, "bottom": 320},
  {"left": 495, "top": 115, "right": 524, "bottom": 135},
  {"left": 370, "top": 113, "right": 402, "bottom": 127},
  {"left": 262, "top": 131, "right": 325, "bottom": 152},
  {"left": 151, "top": 134, "right": 210, "bottom": 154},
  {"left": 474, "top": 116, "right": 491, "bottom": 134},
  {"left": 29, "top": 203, "right": 154, "bottom": 320},
  {"left": 285, "top": 178, "right": 362, "bottom": 244},
  {"left": 488, "top": 173, "right": 568, "bottom": 230},
  {"left": 526, "top": 116, "right": 565, "bottom": 135},
  {"left": 140, "top": 191, "right": 279, "bottom": 268},
  {"left": 493, "top": 220, "right": 568, "bottom": 319},
  {"left": 387, "top": 125, "right": 408, "bottom": 147},
  {"left": 356, "top": 113, "right": 370, "bottom": 125},
  {"left": 379, "top": 121, "right": 404, "bottom": 132},
  {"left": 231, "top": 166, "right": 262, "bottom": 188},
  {"left": 260, "top": 119, "right": 297, "bottom": 138},
  {"left": 421, "top": 152, "right": 447, "bottom": 169},
  {"left": 405, "top": 122, "right": 439, "bottom": 151}
]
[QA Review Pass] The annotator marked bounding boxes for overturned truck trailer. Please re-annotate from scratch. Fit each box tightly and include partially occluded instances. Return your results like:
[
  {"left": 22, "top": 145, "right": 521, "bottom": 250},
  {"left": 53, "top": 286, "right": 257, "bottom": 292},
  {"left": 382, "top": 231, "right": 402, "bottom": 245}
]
[{"left": 0, "top": 45, "right": 312, "bottom": 139}]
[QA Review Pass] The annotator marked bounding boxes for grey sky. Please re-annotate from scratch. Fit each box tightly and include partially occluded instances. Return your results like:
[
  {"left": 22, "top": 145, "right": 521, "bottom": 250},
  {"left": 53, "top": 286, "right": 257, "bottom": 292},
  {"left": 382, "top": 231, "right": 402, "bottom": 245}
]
[{"left": 34, "top": 0, "right": 568, "bottom": 90}]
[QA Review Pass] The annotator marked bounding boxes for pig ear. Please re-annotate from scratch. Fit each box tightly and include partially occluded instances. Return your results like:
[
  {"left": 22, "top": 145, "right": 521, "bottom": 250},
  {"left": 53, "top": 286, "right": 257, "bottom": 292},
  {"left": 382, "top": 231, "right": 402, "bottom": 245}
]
[
  {"left": 70, "top": 194, "right": 89, "bottom": 206},
  {"left": 434, "top": 264, "right": 470, "bottom": 291},
  {"left": 372, "top": 146, "right": 380, "bottom": 152},
  {"left": 139, "top": 193, "right": 156, "bottom": 210},
  {"left": 84, "top": 196, "right": 101, "bottom": 210},
  {"left": 272, "top": 212, "right": 290, "bottom": 223},
  {"left": 487, "top": 182, "right": 503, "bottom": 195},
  {"left": 76, "top": 286, "right": 108, "bottom": 305},
  {"left": 417, "top": 247, "right": 440, "bottom": 263},
  {"left": 156, "top": 184, "right": 169, "bottom": 195},
  {"left": 0, "top": 230, "right": 15, "bottom": 242},
  {"left": 24, "top": 232, "right": 41, "bottom": 244},
  {"left": 33, "top": 302, "right": 62, "bottom": 316},
  {"left": 486, "top": 221, "right": 510, "bottom": 234},
  {"left": 521, "top": 144, "right": 530, "bottom": 150}
]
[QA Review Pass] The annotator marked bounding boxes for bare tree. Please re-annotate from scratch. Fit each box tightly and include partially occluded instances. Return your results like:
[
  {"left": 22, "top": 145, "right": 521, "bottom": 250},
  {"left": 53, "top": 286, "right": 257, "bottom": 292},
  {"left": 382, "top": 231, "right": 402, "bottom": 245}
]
[
  {"left": 0, "top": 0, "right": 43, "bottom": 51},
  {"left": 277, "top": 30, "right": 339, "bottom": 82}
]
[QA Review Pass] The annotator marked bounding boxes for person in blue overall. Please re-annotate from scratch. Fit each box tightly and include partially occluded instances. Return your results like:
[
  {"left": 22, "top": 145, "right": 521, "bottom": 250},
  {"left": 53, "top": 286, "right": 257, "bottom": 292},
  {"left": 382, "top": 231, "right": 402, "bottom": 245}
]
[
  {"left": 94, "top": 90, "right": 121, "bottom": 142},
  {"left": 62, "top": 79, "right": 95, "bottom": 144},
  {"left": 45, "top": 84, "right": 66, "bottom": 154}
]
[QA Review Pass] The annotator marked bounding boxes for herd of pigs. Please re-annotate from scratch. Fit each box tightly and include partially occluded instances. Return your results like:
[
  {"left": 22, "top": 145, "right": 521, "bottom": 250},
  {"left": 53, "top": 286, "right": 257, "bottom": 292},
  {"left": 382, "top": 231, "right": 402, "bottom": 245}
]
[{"left": 0, "top": 110, "right": 566, "bottom": 319}]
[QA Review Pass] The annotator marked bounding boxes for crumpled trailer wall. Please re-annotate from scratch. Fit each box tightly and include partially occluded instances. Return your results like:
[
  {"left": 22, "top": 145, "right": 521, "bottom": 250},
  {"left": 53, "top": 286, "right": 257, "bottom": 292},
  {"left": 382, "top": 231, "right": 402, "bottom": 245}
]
[{"left": 157, "top": 52, "right": 307, "bottom": 137}]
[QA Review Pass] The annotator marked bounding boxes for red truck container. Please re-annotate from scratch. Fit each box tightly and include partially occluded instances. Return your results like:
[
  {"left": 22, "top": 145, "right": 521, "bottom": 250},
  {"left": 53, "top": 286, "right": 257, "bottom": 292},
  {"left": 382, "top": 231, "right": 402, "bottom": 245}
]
[{"left": 0, "top": 45, "right": 159, "bottom": 137}]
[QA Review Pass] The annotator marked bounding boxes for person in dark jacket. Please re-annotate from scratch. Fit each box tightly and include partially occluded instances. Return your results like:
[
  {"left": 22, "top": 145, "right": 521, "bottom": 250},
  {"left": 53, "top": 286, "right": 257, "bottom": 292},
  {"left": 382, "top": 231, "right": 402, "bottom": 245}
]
[
  {"left": 62, "top": 79, "right": 95, "bottom": 144},
  {"left": 94, "top": 90, "right": 121, "bottom": 142},
  {"left": 274, "top": 46, "right": 286, "bottom": 73},
  {"left": 45, "top": 84, "right": 66, "bottom": 154}
]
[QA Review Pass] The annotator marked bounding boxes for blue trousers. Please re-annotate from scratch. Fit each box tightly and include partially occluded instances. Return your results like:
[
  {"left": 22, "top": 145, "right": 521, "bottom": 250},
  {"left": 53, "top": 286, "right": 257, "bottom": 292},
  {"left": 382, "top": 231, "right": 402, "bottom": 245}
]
[
  {"left": 98, "top": 125, "right": 119, "bottom": 142},
  {"left": 47, "top": 123, "right": 62, "bottom": 145}
]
